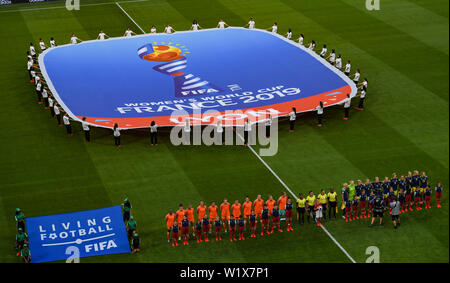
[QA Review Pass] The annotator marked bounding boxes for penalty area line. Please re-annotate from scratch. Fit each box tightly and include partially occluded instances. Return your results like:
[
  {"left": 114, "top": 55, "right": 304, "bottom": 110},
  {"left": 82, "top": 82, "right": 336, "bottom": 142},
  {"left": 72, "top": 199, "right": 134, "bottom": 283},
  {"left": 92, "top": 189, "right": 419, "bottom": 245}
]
[
  {"left": 115, "top": 2, "right": 146, "bottom": 34},
  {"left": 236, "top": 133, "right": 356, "bottom": 263}
]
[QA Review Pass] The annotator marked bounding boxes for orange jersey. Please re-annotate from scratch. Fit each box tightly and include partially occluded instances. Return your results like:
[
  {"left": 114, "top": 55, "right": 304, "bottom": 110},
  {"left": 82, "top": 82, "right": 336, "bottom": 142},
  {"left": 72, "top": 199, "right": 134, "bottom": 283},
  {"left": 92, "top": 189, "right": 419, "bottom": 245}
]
[
  {"left": 209, "top": 205, "right": 218, "bottom": 219},
  {"left": 176, "top": 209, "right": 185, "bottom": 224},
  {"left": 253, "top": 199, "right": 264, "bottom": 214},
  {"left": 243, "top": 201, "right": 252, "bottom": 216},
  {"left": 231, "top": 203, "right": 242, "bottom": 218},
  {"left": 266, "top": 199, "right": 275, "bottom": 214},
  {"left": 185, "top": 208, "right": 194, "bottom": 222},
  {"left": 197, "top": 205, "right": 206, "bottom": 220},
  {"left": 278, "top": 196, "right": 287, "bottom": 210},
  {"left": 220, "top": 202, "right": 230, "bottom": 216},
  {"left": 165, "top": 213, "right": 175, "bottom": 230}
]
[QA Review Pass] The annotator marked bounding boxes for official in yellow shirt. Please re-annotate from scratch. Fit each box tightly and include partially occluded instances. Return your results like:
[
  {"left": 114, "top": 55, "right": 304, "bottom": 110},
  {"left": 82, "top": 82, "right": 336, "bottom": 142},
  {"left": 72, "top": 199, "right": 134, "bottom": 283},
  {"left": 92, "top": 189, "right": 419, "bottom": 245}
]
[
  {"left": 305, "top": 191, "right": 316, "bottom": 223},
  {"left": 296, "top": 193, "right": 306, "bottom": 225},
  {"left": 327, "top": 188, "right": 338, "bottom": 219}
]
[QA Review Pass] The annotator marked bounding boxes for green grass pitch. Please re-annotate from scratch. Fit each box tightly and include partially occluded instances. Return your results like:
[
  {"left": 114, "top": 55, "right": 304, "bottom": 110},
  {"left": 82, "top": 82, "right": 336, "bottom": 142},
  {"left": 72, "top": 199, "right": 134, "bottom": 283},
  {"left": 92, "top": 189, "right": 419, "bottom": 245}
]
[{"left": 0, "top": 0, "right": 448, "bottom": 263}]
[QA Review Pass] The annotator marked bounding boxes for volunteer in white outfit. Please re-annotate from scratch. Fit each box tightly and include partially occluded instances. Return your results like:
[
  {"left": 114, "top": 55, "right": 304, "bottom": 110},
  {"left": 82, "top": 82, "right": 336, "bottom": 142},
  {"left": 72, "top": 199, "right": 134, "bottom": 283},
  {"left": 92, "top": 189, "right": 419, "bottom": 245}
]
[
  {"left": 216, "top": 120, "right": 224, "bottom": 145},
  {"left": 308, "top": 40, "right": 315, "bottom": 51},
  {"left": 97, "top": 29, "right": 109, "bottom": 40},
  {"left": 356, "top": 89, "right": 366, "bottom": 111},
  {"left": 27, "top": 58, "right": 33, "bottom": 82},
  {"left": 50, "top": 37, "right": 56, "bottom": 47},
  {"left": 191, "top": 20, "right": 202, "bottom": 31},
  {"left": 342, "top": 94, "right": 351, "bottom": 120},
  {"left": 246, "top": 18, "right": 255, "bottom": 29},
  {"left": 124, "top": 28, "right": 136, "bottom": 37},
  {"left": 29, "top": 43, "right": 36, "bottom": 59},
  {"left": 298, "top": 34, "right": 304, "bottom": 45},
  {"left": 289, "top": 107, "right": 296, "bottom": 132},
  {"left": 243, "top": 118, "right": 251, "bottom": 146},
  {"left": 320, "top": 44, "right": 327, "bottom": 58},
  {"left": 82, "top": 117, "right": 90, "bottom": 142},
  {"left": 286, "top": 29, "right": 292, "bottom": 40},
  {"left": 54, "top": 103, "right": 62, "bottom": 126},
  {"left": 150, "top": 25, "right": 157, "bottom": 33},
  {"left": 39, "top": 38, "right": 47, "bottom": 52},
  {"left": 316, "top": 101, "right": 324, "bottom": 127},
  {"left": 164, "top": 24, "right": 176, "bottom": 34},
  {"left": 359, "top": 78, "right": 368, "bottom": 92},
  {"left": 42, "top": 87, "right": 49, "bottom": 109},
  {"left": 268, "top": 23, "right": 278, "bottom": 33},
  {"left": 150, "top": 121, "right": 158, "bottom": 146},
  {"left": 217, "top": 19, "right": 229, "bottom": 29},
  {"left": 327, "top": 49, "right": 336, "bottom": 65},
  {"left": 113, "top": 123, "right": 121, "bottom": 147},
  {"left": 63, "top": 114, "right": 73, "bottom": 136},
  {"left": 265, "top": 114, "right": 272, "bottom": 138},
  {"left": 48, "top": 96, "right": 55, "bottom": 117},
  {"left": 352, "top": 69, "right": 360, "bottom": 85},
  {"left": 335, "top": 54, "right": 342, "bottom": 70},
  {"left": 70, "top": 34, "right": 82, "bottom": 44},
  {"left": 344, "top": 60, "right": 351, "bottom": 76},
  {"left": 36, "top": 80, "right": 42, "bottom": 104}
]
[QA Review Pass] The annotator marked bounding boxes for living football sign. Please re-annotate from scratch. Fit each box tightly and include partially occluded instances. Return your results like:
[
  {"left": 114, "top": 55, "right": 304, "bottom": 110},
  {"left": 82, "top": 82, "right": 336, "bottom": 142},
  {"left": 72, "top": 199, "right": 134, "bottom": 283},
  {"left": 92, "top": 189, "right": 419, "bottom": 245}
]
[{"left": 26, "top": 206, "right": 130, "bottom": 263}]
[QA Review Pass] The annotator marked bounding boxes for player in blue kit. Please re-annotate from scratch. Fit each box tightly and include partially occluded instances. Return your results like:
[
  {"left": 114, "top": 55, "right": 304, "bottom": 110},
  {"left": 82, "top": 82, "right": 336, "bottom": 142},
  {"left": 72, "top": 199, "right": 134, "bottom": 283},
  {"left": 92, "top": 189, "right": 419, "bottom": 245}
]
[
  {"left": 172, "top": 221, "right": 179, "bottom": 247},
  {"left": 412, "top": 170, "right": 420, "bottom": 196},
  {"left": 202, "top": 215, "right": 210, "bottom": 242},
  {"left": 398, "top": 176, "right": 406, "bottom": 194},
  {"left": 364, "top": 179, "right": 373, "bottom": 195},
  {"left": 181, "top": 216, "right": 190, "bottom": 245},
  {"left": 285, "top": 199, "right": 294, "bottom": 231},
  {"left": 351, "top": 196, "right": 359, "bottom": 220},
  {"left": 229, "top": 215, "right": 237, "bottom": 242},
  {"left": 368, "top": 191, "right": 375, "bottom": 217},
  {"left": 424, "top": 186, "right": 432, "bottom": 209},
  {"left": 390, "top": 173, "right": 399, "bottom": 195},
  {"left": 214, "top": 216, "right": 222, "bottom": 241},
  {"left": 345, "top": 199, "right": 352, "bottom": 222},
  {"left": 414, "top": 188, "right": 422, "bottom": 211},
  {"left": 372, "top": 177, "right": 382, "bottom": 196},
  {"left": 271, "top": 205, "right": 283, "bottom": 233},
  {"left": 398, "top": 188, "right": 406, "bottom": 213},
  {"left": 355, "top": 180, "right": 363, "bottom": 197},
  {"left": 195, "top": 220, "right": 202, "bottom": 243},
  {"left": 261, "top": 205, "right": 270, "bottom": 236},
  {"left": 249, "top": 211, "right": 257, "bottom": 237},
  {"left": 238, "top": 218, "right": 246, "bottom": 240},
  {"left": 419, "top": 172, "right": 428, "bottom": 198},
  {"left": 382, "top": 177, "right": 390, "bottom": 203},
  {"left": 359, "top": 189, "right": 368, "bottom": 218},
  {"left": 435, "top": 181, "right": 443, "bottom": 208}
]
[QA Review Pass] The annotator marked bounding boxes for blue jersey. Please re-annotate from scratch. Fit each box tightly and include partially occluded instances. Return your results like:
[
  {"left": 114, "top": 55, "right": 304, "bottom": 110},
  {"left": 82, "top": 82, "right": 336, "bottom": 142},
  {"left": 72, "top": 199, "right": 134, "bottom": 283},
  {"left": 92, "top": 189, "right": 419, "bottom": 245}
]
[
  {"left": 238, "top": 219, "right": 245, "bottom": 226},
  {"left": 414, "top": 190, "right": 421, "bottom": 198},
  {"left": 202, "top": 218, "right": 209, "bottom": 226},
  {"left": 262, "top": 208, "right": 269, "bottom": 219},
  {"left": 272, "top": 208, "right": 279, "bottom": 217},
  {"left": 355, "top": 185, "right": 363, "bottom": 196},
  {"left": 425, "top": 188, "right": 431, "bottom": 196},
  {"left": 181, "top": 219, "right": 189, "bottom": 227},
  {"left": 372, "top": 181, "right": 381, "bottom": 192},
  {"left": 398, "top": 192, "right": 405, "bottom": 202},
  {"left": 345, "top": 200, "right": 352, "bottom": 207},
  {"left": 172, "top": 225, "right": 179, "bottom": 233},
  {"left": 214, "top": 220, "right": 221, "bottom": 227},
  {"left": 229, "top": 219, "right": 236, "bottom": 227},
  {"left": 398, "top": 180, "right": 405, "bottom": 190},
  {"left": 388, "top": 191, "right": 395, "bottom": 199},
  {"left": 419, "top": 176, "right": 428, "bottom": 188},
  {"left": 342, "top": 189, "right": 349, "bottom": 201},
  {"left": 390, "top": 178, "right": 398, "bottom": 191},
  {"left": 405, "top": 177, "right": 413, "bottom": 189},
  {"left": 286, "top": 203, "right": 293, "bottom": 211},
  {"left": 196, "top": 223, "right": 202, "bottom": 231},
  {"left": 369, "top": 195, "right": 375, "bottom": 205},
  {"left": 249, "top": 214, "right": 256, "bottom": 223},
  {"left": 364, "top": 183, "right": 373, "bottom": 193},
  {"left": 360, "top": 194, "right": 367, "bottom": 202},
  {"left": 382, "top": 182, "right": 390, "bottom": 194},
  {"left": 412, "top": 176, "right": 420, "bottom": 187},
  {"left": 436, "top": 186, "right": 442, "bottom": 193},
  {"left": 352, "top": 199, "right": 359, "bottom": 206}
]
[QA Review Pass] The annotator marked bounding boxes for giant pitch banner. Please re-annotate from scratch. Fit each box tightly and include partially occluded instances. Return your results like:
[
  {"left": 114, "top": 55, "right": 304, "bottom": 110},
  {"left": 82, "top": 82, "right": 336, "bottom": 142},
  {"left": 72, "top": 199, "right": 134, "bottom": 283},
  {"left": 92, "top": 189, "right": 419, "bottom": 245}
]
[
  {"left": 26, "top": 206, "right": 130, "bottom": 263},
  {"left": 39, "top": 27, "right": 356, "bottom": 128}
]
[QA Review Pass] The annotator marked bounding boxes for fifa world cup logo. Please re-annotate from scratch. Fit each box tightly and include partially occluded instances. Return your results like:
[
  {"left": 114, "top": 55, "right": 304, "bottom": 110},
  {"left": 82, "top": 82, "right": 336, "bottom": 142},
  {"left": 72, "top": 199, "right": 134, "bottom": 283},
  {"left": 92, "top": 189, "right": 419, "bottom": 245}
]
[{"left": 138, "top": 44, "right": 220, "bottom": 98}]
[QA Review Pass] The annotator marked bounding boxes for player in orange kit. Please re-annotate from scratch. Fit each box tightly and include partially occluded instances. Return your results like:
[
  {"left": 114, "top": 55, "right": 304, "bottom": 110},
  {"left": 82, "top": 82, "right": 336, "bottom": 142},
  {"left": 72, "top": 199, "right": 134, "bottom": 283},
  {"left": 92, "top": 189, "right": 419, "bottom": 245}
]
[
  {"left": 208, "top": 201, "right": 218, "bottom": 233},
  {"left": 185, "top": 204, "right": 195, "bottom": 236},
  {"left": 165, "top": 209, "right": 175, "bottom": 243},
  {"left": 197, "top": 201, "right": 206, "bottom": 222},
  {"left": 231, "top": 199, "right": 242, "bottom": 220},
  {"left": 278, "top": 192, "right": 288, "bottom": 220},
  {"left": 220, "top": 198, "right": 231, "bottom": 232},
  {"left": 242, "top": 196, "right": 252, "bottom": 229},
  {"left": 175, "top": 204, "right": 185, "bottom": 240},
  {"left": 254, "top": 195, "right": 264, "bottom": 222},
  {"left": 266, "top": 195, "right": 275, "bottom": 216}
]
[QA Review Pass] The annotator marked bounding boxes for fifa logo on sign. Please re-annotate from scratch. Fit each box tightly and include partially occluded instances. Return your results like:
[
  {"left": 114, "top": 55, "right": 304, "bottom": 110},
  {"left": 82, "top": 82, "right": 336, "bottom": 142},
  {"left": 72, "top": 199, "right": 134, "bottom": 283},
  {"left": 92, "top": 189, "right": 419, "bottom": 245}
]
[
  {"left": 365, "top": 0, "right": 380, "bottom": 10},
  {"left": 66, "top": 0, "right": 80, "bottom": 11},
  {"left": 138, "top": 43, "right": 222, "bottom": 98}
]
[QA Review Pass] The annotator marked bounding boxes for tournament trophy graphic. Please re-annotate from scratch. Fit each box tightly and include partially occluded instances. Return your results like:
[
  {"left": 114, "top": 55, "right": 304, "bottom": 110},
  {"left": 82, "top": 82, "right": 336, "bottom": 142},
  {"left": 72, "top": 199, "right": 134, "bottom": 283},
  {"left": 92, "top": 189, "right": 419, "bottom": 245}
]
[{"left": 138, "top": 43, "right": 221, "bottom": 98}]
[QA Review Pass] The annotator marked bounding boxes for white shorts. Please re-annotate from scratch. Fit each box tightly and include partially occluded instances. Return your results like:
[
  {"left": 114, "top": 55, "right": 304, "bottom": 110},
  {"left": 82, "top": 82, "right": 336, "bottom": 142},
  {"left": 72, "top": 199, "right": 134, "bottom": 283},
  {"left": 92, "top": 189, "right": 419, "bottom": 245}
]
[{"left": 316, "top": 210, "right": 323, "bottom": 218}]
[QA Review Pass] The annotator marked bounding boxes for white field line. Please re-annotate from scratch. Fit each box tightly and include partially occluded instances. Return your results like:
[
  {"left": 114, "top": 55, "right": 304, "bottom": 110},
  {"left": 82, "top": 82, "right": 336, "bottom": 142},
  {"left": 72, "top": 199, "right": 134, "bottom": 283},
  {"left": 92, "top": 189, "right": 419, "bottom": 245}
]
[
  {"left": 236, "top": 133, "right": 357, "bottom": 263},
  {"left": 0, "top": 0, "right": 148, "bottom": 13},
  {"left": 115, "top": 2, "right": 145, "bottom": 34}
]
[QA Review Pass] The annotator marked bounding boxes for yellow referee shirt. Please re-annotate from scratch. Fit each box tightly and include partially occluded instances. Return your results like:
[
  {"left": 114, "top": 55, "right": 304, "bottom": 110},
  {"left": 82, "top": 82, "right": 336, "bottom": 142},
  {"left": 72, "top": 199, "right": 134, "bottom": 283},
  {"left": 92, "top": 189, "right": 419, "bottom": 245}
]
[
  {"left": 318, "top": 193, "right": 327, "bottom": 204},
  {"left": 306, "top": 195, "right": 316, "bottom": 206},
  {"left": 327, "top": 192, "right": 337, "bottom": 202},
  {"left": 296, "top": 198, "right": 306, "bottom": 208}
]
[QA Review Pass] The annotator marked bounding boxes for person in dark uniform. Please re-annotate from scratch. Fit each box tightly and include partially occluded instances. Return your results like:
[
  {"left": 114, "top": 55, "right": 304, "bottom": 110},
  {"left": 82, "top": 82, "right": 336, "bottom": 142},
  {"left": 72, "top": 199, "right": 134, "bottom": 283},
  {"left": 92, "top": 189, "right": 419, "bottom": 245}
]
[
  {"left": 238, "top": 218, "right": 245, "bottom": 240},
  {"left": 229, "top": 215, "right": 237, "bottom": 242},
  {"left": 261, "top": 204, "right": 269, "bottom": 236},
  {"left": 202, "top": 215, "right": 210, "bottom": 242},
  {"left": 20, "top": 243, "right": 31, "bottom": 263},
  {"left": 370, "top": 195, "right": 384, "bottom": 227},
  {"left": 15, "top": 228, "right": 28, "bottom": 255},
  {"left": 171, "top": 221, "right": 179, "bottom": 247},
  {"left": 15, "top": 208, "right": 26, "bottom": 232},
  {"left": 214, "top": 216, "right": 222, "bottom": 241},
  {"left": 195, "top": 220, "right": 202, "bottom": 243},
  {"left": 249, "top": 211, "right": 257, "bottom": 237},
  {"left": 121, "top": 197, "right": 132, "bottom": 222},
  {"left": 131, "top": 232, "right": 141, "bottom": 253},
  {"left": 113, "top": 123, "right": 121, "bottom": 147}
]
